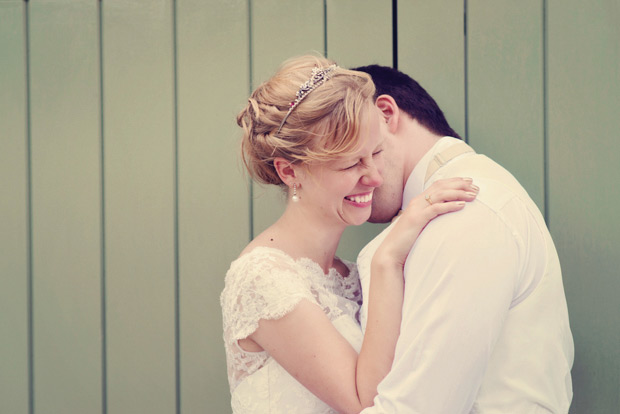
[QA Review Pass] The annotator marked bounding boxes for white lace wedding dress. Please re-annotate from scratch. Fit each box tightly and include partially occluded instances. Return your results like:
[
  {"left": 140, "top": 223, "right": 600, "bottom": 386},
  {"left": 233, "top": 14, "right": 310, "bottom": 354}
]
[{"left": 221, "top": 246, "right": 364, "bottom": 413}]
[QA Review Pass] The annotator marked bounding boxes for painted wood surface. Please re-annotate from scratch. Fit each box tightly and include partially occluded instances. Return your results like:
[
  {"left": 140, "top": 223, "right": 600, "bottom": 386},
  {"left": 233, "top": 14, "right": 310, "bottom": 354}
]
[
  {"left": 398, "top": 0, "right": 466, "bottom": 138},
  {"left": 176, "top": 1, "right": 250, "bottom": 412},
  {"left": 1, "top": 1, "right": 618, "bottom": 412},
  {"left": 28, "top": 1, "right": 103, "bottom": 412},
  {"left": 102, "top": 1, "right": 177, "bottom": 412},
  {"left": 467, "top": 0, "right": 545, "bottom": 210},
  {"left": 547, "top": 0, "right": 620, "bottom": 411},
  {"left": 0, "top": 2, "right": 29, "bottom": 413},
  {"left": 326, "top": 0, "right": 392, "bottom": 69}
]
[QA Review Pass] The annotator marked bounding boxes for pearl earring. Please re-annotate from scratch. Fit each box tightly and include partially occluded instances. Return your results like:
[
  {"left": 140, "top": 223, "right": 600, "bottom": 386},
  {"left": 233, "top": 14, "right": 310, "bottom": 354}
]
[{"left": 291, "top": 183, "right": 300, "bottom": 202}]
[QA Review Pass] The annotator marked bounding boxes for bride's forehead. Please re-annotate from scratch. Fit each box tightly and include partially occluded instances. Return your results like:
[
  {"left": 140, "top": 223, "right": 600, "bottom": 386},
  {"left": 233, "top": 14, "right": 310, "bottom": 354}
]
[
  {"left": 303, "top": 105, "right": 383, "bottom": 168},
  {"left": 354, "top": 115, "right": 385, "bottom": 153}
]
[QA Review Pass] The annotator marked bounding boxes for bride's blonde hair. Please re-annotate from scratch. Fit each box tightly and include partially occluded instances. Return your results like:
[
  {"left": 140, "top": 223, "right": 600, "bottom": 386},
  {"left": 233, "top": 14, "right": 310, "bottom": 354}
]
[{"left": 237, "top": 54, "right": 375, "bottom": 185}]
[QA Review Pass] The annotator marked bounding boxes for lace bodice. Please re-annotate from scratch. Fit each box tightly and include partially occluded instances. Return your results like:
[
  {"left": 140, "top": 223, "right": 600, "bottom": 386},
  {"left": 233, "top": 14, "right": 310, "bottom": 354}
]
[{"left": 220, "top": 246, "right": 363, "bottom": 413}]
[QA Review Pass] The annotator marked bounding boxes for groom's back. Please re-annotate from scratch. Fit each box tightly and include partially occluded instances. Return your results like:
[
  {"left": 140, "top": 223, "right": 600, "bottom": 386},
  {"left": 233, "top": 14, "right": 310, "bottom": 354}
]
[{"left": 439, "top": 152, "right": 574, "bottom": 412}]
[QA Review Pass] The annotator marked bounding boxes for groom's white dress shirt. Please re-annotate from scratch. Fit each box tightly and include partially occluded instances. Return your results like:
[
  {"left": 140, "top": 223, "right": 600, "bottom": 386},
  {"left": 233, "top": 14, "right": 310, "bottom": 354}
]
[{"left": 358, "top": 137, "right": 574, "bottom": 413}]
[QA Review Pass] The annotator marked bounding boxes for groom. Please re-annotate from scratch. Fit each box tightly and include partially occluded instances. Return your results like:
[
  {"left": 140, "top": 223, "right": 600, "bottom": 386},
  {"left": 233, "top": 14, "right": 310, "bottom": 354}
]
[{"left": 354, "top": 65, "right": 574, "bottom": 413}]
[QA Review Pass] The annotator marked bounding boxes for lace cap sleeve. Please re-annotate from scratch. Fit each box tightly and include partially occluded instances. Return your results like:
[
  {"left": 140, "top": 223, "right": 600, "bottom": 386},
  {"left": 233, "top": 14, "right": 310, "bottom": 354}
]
[{"left": 221, "top": 247, "right": 317, "bottom": 345}]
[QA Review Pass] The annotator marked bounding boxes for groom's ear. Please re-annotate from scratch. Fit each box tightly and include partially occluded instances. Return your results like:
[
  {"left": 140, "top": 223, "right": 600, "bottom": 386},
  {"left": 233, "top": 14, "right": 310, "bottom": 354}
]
[{"left": 375, "top": 94, "right": 400, "bottom": 133}]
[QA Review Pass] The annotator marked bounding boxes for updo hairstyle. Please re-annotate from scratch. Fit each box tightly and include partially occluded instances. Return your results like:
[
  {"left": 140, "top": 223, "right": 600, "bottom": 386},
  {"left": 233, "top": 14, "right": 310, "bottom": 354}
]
[{"left": 237, "top": 55, "right": 376, "bottom": 185}]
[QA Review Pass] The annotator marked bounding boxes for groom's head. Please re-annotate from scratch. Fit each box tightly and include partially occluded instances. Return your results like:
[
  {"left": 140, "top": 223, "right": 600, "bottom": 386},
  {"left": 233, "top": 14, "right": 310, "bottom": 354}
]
[
  {"left": 353, "top": 64, "right": 460, "bottom": 140},
  {"left": 353, "top": 65, "right": 461, "bottom": 222}
]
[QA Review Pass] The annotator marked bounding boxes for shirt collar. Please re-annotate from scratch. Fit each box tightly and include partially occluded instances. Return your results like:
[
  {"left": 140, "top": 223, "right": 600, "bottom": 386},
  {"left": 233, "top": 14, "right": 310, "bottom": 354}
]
[{"left": 402, "top": 136, "right": 464, "bottom": 209}]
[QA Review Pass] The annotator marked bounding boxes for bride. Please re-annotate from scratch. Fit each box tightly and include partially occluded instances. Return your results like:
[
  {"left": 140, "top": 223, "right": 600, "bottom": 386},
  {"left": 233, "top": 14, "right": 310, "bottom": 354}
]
[{"left": 220, "top": 54, "right": 478, "bottom": 413}]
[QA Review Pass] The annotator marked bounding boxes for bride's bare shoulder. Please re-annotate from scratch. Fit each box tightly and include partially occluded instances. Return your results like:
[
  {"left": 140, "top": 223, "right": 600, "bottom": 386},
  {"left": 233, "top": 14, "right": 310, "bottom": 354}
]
[{"left": 239, "top": 225, "right": 296, "bottom": 258}]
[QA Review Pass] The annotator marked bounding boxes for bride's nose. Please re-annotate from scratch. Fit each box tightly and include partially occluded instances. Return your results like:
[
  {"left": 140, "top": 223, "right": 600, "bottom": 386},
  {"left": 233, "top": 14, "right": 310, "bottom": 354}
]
[{"left": 360, "top": 161, "right": 383, "bottom": 188}]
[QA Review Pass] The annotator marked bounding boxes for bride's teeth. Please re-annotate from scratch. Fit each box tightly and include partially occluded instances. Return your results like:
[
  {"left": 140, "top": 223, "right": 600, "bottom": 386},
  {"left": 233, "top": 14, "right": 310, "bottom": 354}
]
[{"left": 347, "top": 194, "right": 372, "bottom": 203}]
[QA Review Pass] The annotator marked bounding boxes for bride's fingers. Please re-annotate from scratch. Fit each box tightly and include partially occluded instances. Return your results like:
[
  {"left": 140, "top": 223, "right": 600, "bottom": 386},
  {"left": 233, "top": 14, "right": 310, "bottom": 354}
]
[
  {"left": 422, "top": 188, "right": 478, "bottom": 205},
  {"left": 426, "top": 177, "right": 479, "bottom": 194},
  {"left": 425, "top": 200, "right": 468, "bottom": 219},
  {"left": 395, "top": 178, "right": 479, "bottom": 231},
  {"left": 405, "top": 187, "right": 477, "bottom": 212},
  {"left": 400, "top": 186, "right": 478, "bottom": 224}
]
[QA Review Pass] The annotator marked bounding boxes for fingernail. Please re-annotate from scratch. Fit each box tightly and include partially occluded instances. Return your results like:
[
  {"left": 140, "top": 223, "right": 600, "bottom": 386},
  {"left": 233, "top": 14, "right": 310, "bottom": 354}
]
[
  {"left": 462, "top": 177, "right": 473, "bottom": 182},
  {"left": 456, "top": 201, "right": 466, "bottom": 206},
  {"left": 466, "top": 192, "right": 478, "bottom": 197},
  {"left": 471, "top": 185, "right": 480, "bottom": 192}
]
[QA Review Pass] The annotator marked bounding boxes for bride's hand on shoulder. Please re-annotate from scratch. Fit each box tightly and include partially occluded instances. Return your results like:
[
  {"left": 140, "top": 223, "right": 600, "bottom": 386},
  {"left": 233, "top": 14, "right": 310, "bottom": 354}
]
[{"left": 374, "top": 177, "right": 479, "bottom": 270}]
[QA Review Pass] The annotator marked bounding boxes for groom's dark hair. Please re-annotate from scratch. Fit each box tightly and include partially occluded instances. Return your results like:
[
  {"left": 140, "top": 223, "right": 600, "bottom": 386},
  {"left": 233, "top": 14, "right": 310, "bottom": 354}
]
[{"left": 352, "top": 65, "right": 462, "bottom": 139}]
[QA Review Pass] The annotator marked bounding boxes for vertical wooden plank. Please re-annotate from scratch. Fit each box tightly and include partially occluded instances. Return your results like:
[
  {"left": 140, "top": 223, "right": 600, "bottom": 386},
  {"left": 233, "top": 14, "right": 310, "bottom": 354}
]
[
  {"left": 398, "top": 0, "right": 465, "bottom": 137},
  {"left": 326, "top": 0, "right": 392, "bottom": 261},
  {"left": 0, "top": 2, "right": 29, "bottom": 414},
  {"left": 467, "top": 0, "right": 545, "bottom": 210},
  {"left": 251, "top": 0, "right": 325, "bottom": 236},
  {"left": 28, "top": 0, "right": 102, "bottom": 412},
  {"left": 176, "top": 0, "right": 249, "bottom": 412},
  {"left": 102, "top": 1, "right": 176, "bottom": 412},
  {"left": 326, "top": 0, "right": 392, "bottom": 69},
  {"left": 547, "top": 0, "right": 620, "bottom": 412}
]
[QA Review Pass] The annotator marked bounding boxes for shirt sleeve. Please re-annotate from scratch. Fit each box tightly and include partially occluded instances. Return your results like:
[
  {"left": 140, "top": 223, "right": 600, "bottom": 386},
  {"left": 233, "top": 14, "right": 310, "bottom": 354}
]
[
  {"left": 363, "top": 200, "right": 522, "bottom": 413},
  {"left": 221, "top": 250, "right": 317, "bottom": 346}
]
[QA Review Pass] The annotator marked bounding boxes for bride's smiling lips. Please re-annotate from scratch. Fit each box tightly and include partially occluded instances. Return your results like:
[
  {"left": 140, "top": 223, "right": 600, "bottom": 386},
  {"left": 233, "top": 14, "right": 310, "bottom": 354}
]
[{"left": 344, "top": 191, "right": 373, "bottom": 207}]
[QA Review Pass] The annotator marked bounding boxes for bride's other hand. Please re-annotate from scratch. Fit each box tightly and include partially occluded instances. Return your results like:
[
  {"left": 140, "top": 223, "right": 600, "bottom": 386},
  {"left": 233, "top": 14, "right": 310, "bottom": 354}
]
[{"left": 374, "top": 177, "right": 479, "bottom": 270}]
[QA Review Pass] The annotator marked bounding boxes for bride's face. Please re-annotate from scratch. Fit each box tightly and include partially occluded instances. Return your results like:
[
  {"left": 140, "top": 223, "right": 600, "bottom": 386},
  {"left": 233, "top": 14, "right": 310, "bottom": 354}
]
[{"left": 296, "top": 107, "right": 385, "bottom": 227}]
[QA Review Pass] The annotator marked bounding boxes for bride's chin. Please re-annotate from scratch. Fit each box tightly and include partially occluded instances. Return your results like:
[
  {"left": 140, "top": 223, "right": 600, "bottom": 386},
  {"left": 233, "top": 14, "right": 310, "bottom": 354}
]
[{"left": 343, "top": 214, "right": 372, "bottom": 227}]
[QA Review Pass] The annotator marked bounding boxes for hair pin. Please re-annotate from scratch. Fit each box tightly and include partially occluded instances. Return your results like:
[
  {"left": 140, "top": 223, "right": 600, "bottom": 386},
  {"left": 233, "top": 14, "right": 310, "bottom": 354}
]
[{"left": 277, "top": 64, "right": 338, "bottom": 133}]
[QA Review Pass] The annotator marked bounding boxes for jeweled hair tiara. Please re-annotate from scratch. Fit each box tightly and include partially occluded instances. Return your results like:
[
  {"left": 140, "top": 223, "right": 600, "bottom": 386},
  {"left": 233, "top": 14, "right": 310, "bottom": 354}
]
[{"left": 277, "top": 64, "right": 339, "bottom": 134}]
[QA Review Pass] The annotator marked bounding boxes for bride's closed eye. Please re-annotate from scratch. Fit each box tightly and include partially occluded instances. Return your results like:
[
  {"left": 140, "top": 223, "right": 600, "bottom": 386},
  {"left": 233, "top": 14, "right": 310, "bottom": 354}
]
[{"left": 341, "top": 149, "right": 383, "bottom": 171}]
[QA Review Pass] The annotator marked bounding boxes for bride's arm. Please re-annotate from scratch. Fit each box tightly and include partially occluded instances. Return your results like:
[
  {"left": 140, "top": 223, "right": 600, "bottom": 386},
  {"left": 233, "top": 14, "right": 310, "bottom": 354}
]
[
  {"left": 250, "top": 178, "right": 478, "bottom": 414},
  {"left": 357, "top": 177, "right": 478, "bottom": 406}
]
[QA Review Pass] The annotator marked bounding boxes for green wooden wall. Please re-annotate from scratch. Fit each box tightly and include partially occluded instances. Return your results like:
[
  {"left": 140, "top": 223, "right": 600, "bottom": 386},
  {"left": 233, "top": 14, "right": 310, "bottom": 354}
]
[{"left": 1, "top": 1, "right": 618, "bottom": 413}]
